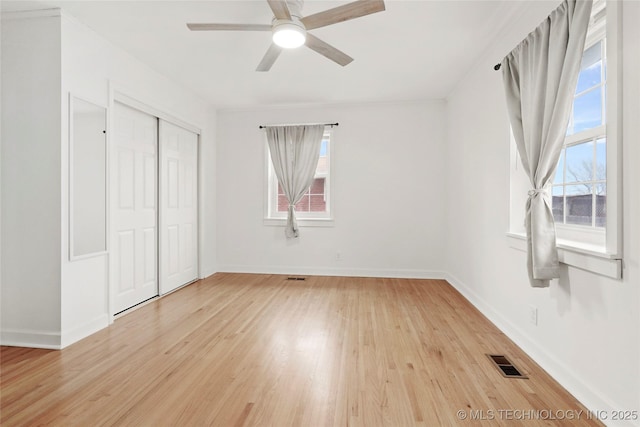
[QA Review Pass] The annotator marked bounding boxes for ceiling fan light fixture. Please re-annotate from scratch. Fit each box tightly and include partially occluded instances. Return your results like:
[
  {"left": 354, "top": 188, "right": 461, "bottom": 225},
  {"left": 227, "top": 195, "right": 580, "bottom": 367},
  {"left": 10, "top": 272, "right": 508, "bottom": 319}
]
[{"left": 272, "top": 21, "right": 306, "bottom": 49}]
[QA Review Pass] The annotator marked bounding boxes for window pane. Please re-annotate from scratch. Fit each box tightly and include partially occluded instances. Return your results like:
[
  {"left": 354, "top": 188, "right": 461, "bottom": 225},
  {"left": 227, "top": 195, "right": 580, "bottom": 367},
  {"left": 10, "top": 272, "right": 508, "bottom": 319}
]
[
  {"left": 309, "top": 178, "right": 325, "bottom": 194},
  {"left": 316, "top": 156, "right": 328, "bottom": 175},
  {"left": 576, "top": 41, "right": 602, "bottom": 93},
  {"left": 319, "top": 139, "right": 328, "bottom": 157},
  {"left": 276, "top": 178, "right": 327, "bottom": 214},
  {"left": 566, "top": 185, "right": 593, "bottom": 226},
  {"left": 295, "top": 195, "right": 310, "bottom": 212},
  {"left": 309, "top": 178, "right": 327, "bottom": 212},
  {"left": 309, "top": 195, "right": 326, "bottom": 212},
  {"left": 565, "top": 141, "right": 594, "bottom": 183},
  {"left": 552, "top": 186, "right": 564, "bottom": 224},
  {"left": 571, "top": 87, "right": 603, "bottom": 133},
  {"left": 554, "top": 150, "right": 565, "bottom": 184},
  {"left": 596, "top": 184, "right": 606, "bottom": 227},
  {"left": 595, "top": 137, "right": 606, "bottom": 180}
]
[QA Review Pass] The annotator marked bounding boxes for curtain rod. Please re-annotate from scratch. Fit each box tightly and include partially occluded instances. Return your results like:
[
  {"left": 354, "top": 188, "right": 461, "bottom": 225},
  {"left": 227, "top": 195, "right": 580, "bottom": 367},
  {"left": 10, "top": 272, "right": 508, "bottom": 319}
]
[
  {"left": 494, "top": 63, "right": 502, "bottom": 71},
  {"left": 258, "top": 122, "right": 339, "bottom": 129}
]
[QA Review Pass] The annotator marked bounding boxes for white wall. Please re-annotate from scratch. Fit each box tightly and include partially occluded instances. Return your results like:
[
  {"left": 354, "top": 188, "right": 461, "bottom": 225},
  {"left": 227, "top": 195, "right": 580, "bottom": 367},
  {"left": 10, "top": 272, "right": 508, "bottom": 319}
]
[
  {"left": 444, "top": 1, "right": 640, "bottom": 424},
  {"left": 216, "top": 101, "right": 447, "bottom": 278},
  {"left": 1, "top": 9, "right": 218, "bottom": 348},
  {"left": 1, "top": 12, "right": 62, "bottom": 347}
]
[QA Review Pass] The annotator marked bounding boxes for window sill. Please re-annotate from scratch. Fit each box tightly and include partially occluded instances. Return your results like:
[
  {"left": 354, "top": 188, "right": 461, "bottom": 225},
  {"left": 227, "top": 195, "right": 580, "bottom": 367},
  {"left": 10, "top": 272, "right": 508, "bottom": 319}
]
[
  {"left": 506, "top": 232, "right": 622, "bottom": 279},
  {"left": 264, "top": 218, "right": 335, "bottom": 227}
]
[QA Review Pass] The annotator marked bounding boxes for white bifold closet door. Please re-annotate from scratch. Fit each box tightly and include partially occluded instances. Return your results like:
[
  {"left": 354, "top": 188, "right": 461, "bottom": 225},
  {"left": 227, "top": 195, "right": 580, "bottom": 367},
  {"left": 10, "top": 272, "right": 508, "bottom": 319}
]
[
  {"left": 158, "top": 121, "right": 198, "bottom": 294},
  {"left": 112, "top": 103, "right": 198, "bottom": 314}
]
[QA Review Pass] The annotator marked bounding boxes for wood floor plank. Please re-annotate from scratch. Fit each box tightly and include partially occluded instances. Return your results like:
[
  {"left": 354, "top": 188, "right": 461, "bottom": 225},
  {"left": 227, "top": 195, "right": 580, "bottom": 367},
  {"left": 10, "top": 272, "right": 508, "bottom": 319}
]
[{"left": 1, "top": 273, "right": 603, "bottom": 426}]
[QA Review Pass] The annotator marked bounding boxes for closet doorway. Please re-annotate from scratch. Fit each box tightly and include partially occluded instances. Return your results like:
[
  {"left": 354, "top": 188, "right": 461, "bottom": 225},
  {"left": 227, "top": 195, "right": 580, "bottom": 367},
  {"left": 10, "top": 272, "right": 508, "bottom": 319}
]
[{"left": 112, "top": 102, "right": 199, "bottom": 314}]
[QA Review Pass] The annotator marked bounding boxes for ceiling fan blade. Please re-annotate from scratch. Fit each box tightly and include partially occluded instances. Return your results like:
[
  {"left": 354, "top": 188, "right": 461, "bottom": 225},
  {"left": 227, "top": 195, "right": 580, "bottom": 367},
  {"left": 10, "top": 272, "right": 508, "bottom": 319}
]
[
  {"left": 305, "top": 34, "right": 353, "bottom": 67},
  {"left": 256, "top": 44, "right": 283, "bottom": 72},
  {"left": 301, "top": 0, "right": 385, "bottom": 30},
  {"left": 267, "top": 0, "right": 291, "bottom": 20},
  {"left": 187, "top": 23, "right": 272, "bottom": 31}
]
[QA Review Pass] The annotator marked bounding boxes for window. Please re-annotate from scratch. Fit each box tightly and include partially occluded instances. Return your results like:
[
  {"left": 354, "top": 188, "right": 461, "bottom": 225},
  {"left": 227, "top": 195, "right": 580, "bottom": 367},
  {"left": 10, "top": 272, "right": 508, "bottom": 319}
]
[
  {"left": 553, "top": 39, "right": 606, "bottom": 229},
  {"left": 266, "top": 129, "right": 333, "bottom": 222},
  {"left": 508, "top": 0, "right": 622, "bottom": 276},
  {"left": 551, "top": 0, "right": 620, "bottom": 254}
]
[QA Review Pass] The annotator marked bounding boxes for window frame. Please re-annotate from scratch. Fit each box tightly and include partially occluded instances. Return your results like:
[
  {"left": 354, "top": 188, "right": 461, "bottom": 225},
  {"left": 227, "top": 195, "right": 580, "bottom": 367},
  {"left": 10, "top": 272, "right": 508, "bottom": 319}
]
[
  {"left": 601, "top": 0, "right": 622, "bottom": 259},
  {"left": 551, "top": 0, "right": 608, "bottom": 245},
  {"left": 552, "top": 129, "right": 607, "bottom": 247},
  {"left": 264, "top": 128, "right": 335, "bottom": 226}
]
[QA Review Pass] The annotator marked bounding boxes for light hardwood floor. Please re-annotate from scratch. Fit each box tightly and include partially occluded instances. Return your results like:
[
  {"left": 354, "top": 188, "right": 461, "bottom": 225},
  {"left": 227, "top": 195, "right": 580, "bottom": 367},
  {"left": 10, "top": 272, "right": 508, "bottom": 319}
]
[{"left": 1, "top": 273, "right": 602, "bottom": 426}]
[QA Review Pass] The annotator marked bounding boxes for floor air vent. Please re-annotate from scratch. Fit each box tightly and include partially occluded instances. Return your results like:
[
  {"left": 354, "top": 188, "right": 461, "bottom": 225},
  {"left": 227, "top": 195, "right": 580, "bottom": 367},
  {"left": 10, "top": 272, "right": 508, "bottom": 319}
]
[
  {"left": 286, "top": 277, "right": 306, "bottom": 281},
  {"left": 487, "top": 354, "right": 528, "bottom": 379}
]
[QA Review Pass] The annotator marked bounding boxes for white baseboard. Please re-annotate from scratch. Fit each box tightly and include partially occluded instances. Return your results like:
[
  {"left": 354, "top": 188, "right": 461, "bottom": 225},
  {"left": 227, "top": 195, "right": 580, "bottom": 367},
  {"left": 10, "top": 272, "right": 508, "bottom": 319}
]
[
  {"left": 60, "top": 314, "right": 109, "bottom": 348},
  {"left": 217, "top": 264, "right": 448, "bottom": 280},
  {"left": 200, "top": 266, "right": 218, "bottom": 280},
  {"left": 444, "top": 272, "right": 638, "bottom": 427},
  {"left": 1, "top": 314, "right": 110, "bottom": 350},
  {"left": 1, "top": 328, "right": 62, "bottom": 349}
]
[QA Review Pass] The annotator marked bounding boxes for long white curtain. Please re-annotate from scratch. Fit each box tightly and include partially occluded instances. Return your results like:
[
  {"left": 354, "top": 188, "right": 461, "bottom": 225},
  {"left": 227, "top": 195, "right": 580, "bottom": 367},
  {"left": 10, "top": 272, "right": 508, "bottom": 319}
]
[
  {"left": 266, "top": 125, "right": 325, "bottom": 238},
  {"left": 501, "top": 0, "right": 592, "bottom": 287}
]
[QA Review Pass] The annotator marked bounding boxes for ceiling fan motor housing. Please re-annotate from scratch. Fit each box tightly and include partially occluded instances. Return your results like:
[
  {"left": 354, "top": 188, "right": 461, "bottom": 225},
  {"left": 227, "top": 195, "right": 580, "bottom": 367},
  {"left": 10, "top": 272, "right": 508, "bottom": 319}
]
[{"left": 272, "top": 17, "right": 307, "bottom": 48}]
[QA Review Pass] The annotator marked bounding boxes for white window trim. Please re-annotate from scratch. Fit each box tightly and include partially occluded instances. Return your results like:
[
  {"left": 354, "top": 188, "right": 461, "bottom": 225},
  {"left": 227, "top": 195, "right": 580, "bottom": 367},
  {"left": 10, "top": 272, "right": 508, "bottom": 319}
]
[
  {"left": 263, "top": 128, "right": 335, "bottom": 227},
  {"left": 506, "top": 232, "right": 622, "bottom": 279},
  {"left": 602, "top": 0, "right": 622, "bottom": 258},
  {"left": 507, "top": 0, "right": 622, "bottom": 278}
]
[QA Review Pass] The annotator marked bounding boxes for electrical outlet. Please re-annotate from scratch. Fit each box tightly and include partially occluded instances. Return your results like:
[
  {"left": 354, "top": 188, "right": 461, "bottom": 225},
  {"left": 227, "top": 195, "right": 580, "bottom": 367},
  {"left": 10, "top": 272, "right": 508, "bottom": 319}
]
[{"left": 528, "top": 305, "right": 538, "bottom": 326}]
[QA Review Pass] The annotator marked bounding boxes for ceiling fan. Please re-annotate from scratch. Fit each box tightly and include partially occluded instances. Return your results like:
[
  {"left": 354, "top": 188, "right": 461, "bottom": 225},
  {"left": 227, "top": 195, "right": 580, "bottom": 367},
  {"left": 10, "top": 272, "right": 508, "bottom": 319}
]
[{"left": 187, "top": 0, "right": 385, "bottom": 71}]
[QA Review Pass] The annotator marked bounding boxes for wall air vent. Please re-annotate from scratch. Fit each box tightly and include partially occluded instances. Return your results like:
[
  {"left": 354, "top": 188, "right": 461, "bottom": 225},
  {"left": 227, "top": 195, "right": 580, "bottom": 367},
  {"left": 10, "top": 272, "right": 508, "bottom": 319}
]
[
  {"left": 487, "top": 354, "right": 528, "bottom": 379},
  {"left": 286, "top": 277, "right": 306, "bottom": 281}
]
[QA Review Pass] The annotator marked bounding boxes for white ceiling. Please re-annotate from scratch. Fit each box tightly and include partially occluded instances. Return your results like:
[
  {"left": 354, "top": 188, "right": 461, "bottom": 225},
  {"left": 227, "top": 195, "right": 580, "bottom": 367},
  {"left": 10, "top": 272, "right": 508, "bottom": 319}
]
[{"left": 2, "top": 0, "right": 529, "bottom": 108}]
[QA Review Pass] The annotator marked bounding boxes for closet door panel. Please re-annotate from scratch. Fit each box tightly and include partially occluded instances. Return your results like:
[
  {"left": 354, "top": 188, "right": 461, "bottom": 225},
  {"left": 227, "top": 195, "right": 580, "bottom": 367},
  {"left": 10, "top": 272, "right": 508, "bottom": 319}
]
[
  {"left": 112, "top": 103, "right": 158, "bottom": 313},
  {"left": 159, "top": 120, "right": 198, "bottom": 294}
]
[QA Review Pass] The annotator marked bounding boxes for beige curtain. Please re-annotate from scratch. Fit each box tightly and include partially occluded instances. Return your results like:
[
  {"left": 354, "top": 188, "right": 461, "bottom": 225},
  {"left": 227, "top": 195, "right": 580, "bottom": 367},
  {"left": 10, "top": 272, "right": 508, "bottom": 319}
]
[
  {"left": 501, "top": 0, "right": 593, "bottom": 287},
  {"left": 266, "top": 125, "right": 325, "bottom": 238}
]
